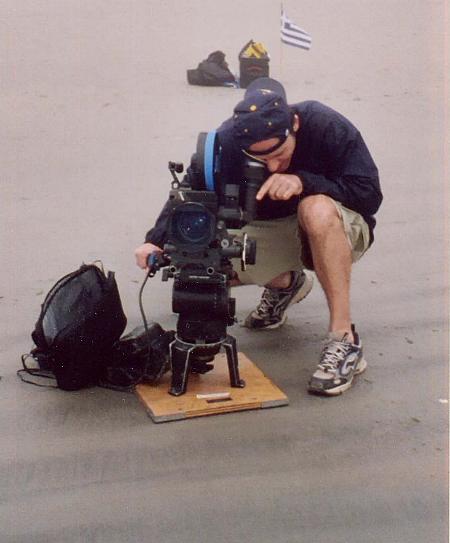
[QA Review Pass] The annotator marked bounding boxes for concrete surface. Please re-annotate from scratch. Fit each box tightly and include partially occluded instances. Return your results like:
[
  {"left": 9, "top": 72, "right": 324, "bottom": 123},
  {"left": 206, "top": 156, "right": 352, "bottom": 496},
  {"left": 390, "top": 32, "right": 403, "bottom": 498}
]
[{"left": 1, "top": 1, "right": 448, "bottom": 542}]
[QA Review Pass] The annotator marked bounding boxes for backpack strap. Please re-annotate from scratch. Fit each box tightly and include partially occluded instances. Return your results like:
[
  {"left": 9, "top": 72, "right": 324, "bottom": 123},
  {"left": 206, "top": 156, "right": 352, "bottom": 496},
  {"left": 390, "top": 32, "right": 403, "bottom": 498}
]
[{"left": 17, "top": 351, "right": 58, "bottom": 388}]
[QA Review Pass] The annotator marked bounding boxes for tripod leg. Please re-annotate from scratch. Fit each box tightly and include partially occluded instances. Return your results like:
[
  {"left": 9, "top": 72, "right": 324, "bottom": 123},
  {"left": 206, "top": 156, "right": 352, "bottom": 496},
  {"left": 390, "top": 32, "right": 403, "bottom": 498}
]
[
  {"left": 223, "top": 335, "right": 245, "bottom": 388},
  {"left": 169, "top": 340, "right": 195, "bottom": 396}
]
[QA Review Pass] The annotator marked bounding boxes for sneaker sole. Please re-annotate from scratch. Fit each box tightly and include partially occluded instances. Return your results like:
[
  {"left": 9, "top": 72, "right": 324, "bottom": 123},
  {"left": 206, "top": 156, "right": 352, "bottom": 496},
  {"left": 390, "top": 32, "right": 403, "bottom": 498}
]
[
  {"left": 308, "top": 358, "right": 368, "bottom": 396},
  {"left": 253, "top": 312, "right": 288, "bottom": 330},
  {"left": 242, "top": 272, "right": 314, "bottom": 330}
]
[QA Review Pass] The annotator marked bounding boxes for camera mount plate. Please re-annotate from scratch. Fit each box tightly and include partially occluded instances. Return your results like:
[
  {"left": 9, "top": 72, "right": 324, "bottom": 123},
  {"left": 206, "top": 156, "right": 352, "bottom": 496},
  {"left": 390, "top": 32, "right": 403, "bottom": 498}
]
[{"left": 135, "top": 352, "right": 289, "bottom": 423}]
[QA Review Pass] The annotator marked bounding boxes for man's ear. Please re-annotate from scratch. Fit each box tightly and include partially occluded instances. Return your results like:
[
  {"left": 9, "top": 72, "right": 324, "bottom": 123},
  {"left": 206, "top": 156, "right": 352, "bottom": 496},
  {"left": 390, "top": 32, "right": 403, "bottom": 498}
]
[{"left": 292, "top": 114, "right": 300, "bottom": 133}]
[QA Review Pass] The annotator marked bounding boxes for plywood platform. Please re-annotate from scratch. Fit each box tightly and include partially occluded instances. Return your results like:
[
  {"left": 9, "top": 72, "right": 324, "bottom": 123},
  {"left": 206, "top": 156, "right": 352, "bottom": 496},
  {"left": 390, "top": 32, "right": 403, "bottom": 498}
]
[{"left": 135, "top": 352, "right": 288, "bottom": 423}]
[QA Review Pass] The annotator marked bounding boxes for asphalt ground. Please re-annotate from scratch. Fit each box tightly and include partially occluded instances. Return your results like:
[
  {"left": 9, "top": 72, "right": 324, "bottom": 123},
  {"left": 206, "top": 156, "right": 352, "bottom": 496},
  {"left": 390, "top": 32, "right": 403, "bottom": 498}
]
[{"left": 1, "top": 1, "right": 448, "bottom": 542}]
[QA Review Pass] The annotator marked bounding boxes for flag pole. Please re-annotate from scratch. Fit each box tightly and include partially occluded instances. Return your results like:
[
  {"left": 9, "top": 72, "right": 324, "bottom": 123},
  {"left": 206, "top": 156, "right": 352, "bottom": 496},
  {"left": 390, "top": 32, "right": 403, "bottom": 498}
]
[{"left": 279, "top": 3, "right": 283, "bottom": 81}]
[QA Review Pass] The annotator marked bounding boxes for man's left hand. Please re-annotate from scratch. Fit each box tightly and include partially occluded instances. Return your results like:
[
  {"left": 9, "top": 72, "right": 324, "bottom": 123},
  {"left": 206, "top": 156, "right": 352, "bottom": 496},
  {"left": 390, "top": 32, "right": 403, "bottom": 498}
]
[{"left": 256, "top": 174, "right": 303, "bottom": 201}]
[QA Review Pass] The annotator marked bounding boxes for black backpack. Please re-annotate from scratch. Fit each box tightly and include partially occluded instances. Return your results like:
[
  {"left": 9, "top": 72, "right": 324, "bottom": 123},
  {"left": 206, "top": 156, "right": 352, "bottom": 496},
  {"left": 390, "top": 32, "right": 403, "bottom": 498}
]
[{"left": 20, "top": 263, "right": 127, "bottom": 390}]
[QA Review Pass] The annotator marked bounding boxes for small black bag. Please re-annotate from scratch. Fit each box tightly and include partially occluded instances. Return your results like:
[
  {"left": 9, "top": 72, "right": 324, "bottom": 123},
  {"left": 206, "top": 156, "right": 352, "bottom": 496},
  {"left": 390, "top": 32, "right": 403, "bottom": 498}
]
[
  {"left": 20, "top": 262, "right": 127, "bottom": 390},
  {"left": 187, "top": 50, "right": 237, "bottom": 87},
  {"left": 102, "top": 324, "right": 175, "bottom": 389}
]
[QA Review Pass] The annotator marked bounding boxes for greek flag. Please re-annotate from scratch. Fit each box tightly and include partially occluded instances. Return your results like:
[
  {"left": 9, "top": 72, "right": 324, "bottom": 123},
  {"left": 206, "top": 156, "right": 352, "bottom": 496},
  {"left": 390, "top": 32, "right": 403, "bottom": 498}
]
[{"left": 280, "top": 9, "right": 312, "bottom": 50}]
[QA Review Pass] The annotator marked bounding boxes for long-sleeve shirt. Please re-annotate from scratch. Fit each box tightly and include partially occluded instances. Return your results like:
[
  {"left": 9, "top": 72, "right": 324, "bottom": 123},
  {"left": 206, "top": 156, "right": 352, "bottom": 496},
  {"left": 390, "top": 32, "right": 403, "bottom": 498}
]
[{"left": 145, "top": 100, "right": 382, "bottom": 247}]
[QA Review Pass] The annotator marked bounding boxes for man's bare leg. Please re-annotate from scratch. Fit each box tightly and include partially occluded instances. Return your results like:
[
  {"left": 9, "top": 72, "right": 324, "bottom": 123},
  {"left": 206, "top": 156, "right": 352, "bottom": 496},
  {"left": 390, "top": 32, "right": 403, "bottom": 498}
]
[
  {"left": 265, "top": 271, "right": 292, "bottom": 289},
  {"left": 298, "top": 195, "right": 354, "bottom": 342},
  {"left": 229, "top": 271, "right": 292, "bottom": 288}
]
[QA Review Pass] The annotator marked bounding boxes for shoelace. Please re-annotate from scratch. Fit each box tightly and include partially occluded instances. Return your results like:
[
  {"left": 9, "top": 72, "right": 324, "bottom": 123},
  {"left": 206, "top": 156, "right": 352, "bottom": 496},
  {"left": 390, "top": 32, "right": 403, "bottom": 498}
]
[
  {"left": 256, "top": 288, "right": 280, "bottom": 317},
  {"left": 318, "top": 339, "right": 352, "bottom": 373}
]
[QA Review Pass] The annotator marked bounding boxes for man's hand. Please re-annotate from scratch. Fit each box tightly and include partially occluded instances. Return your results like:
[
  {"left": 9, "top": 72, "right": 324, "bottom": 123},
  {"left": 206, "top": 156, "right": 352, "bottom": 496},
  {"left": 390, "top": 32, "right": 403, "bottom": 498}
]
[
  {"left": 134, "top": 242, "right": 163, "bottom": 270},
  {"left": 256, "top": 173, "right": 303, "bottom": 201}
]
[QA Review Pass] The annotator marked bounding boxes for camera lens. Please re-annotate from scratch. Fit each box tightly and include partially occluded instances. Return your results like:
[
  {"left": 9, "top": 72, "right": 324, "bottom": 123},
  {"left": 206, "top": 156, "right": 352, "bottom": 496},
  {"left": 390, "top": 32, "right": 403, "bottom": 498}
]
[
  {"left": 178, "top": 211, "right": 209, "bottom": 242},
  {"left": 171, "top": 203, "right": 214, "bottom": 246}
]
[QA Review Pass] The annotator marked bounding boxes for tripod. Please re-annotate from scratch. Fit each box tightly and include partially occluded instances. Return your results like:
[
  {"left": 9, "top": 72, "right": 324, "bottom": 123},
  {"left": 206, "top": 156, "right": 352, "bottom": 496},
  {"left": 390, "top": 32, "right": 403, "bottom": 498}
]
[{"left": 169, "top": 333, "right": 245, "bottom": 396}]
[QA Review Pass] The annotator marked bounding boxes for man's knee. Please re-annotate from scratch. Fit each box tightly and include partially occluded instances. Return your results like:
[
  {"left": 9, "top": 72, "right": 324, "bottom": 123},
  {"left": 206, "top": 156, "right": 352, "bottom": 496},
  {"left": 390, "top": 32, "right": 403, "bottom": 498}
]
[{"left": 297, "top": 195, "right": 341, "bottom": 235}]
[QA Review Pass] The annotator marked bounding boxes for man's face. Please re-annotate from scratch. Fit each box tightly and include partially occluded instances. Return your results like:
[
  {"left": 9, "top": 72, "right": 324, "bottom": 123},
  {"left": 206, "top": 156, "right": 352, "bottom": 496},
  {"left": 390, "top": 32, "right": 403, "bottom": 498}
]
[
  {"left": 246, "top": 133, "right": 297, "bottom": 173},
  {"left": 244, "top": 114, "right": 299, "bottom": 173}
]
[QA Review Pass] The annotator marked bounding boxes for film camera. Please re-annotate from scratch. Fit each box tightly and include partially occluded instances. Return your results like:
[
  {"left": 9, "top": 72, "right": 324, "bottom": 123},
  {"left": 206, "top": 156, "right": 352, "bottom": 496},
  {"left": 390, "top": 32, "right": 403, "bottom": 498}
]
[{"left": 148, "top": 131, "right": 268, "bottom": 396}]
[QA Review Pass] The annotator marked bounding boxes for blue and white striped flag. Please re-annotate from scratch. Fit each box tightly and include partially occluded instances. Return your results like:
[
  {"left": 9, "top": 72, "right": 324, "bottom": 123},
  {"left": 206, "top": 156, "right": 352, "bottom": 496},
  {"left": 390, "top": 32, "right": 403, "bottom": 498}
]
[{"left": 280, "top": 9, "right": 312, "bottom": 50}]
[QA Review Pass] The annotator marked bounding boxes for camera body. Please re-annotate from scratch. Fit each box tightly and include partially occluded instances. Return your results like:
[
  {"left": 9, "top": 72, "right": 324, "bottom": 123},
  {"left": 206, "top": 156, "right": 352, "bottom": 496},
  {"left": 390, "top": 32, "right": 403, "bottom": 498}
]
[
  {"left": 182, "top": 130, "right": 268, "bottom": 228},
  {"left": 149, "top": 131, "right": 267, "bottom": 395}
]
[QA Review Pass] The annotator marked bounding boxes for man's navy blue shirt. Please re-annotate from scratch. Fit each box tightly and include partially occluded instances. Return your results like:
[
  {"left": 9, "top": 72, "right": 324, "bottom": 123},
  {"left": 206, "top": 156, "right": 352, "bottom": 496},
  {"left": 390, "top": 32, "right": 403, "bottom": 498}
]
[{"left": 145, "top": 100, "right": 382, "bottom": 246}]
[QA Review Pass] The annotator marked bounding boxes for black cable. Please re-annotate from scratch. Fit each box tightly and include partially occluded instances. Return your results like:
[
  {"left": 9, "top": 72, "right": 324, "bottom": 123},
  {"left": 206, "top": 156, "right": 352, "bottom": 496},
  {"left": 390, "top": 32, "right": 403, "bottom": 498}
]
[
  {"left": 138, "top": 270, "right": 170, "bottom": 385},
  {"left": 138, "top": 272, "right": 151, "bottom": 332},
  {"left": 98, "top": 272, "right": 154, "bottom": 391},
  {"left": 16, "top": 353, "right": 58, "bottom": 388}
]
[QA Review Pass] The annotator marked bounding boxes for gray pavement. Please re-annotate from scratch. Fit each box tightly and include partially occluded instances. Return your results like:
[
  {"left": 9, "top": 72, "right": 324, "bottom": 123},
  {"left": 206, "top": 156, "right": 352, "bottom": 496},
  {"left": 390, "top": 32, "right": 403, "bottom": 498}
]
[{"left": 1, "top": 1, "right": 448, "bottom": 542}]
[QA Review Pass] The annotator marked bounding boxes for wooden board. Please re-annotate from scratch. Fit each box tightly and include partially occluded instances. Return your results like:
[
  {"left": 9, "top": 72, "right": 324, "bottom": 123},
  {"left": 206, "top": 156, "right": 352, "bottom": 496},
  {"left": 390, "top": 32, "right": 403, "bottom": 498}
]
[{"left": 135, "top": 352, "right": 288, "bottom": 423}]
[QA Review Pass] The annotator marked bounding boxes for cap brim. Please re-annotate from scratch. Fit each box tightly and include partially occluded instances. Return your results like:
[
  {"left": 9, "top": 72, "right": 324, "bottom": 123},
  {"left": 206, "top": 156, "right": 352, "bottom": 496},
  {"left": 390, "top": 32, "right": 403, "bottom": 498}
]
[{"left": 244, "top": 77, "right": 287, "bottom": 101}]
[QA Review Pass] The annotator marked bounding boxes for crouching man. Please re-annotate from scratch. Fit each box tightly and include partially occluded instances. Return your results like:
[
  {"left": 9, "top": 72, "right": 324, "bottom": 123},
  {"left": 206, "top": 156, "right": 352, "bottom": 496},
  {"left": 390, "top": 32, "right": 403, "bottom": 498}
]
[{"left": 135, "top": 77, "right": 382, "bottom": 396}]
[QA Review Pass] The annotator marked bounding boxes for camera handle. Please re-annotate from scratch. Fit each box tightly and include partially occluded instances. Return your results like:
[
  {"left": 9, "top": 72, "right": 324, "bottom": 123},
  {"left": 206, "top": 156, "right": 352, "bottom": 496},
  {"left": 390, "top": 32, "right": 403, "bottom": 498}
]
[
  {"left": 146, "top": 252, "right": 169, "bottom": 277},
  {"left": 244, "top": 159, "right": 267, "bottom": 223}
]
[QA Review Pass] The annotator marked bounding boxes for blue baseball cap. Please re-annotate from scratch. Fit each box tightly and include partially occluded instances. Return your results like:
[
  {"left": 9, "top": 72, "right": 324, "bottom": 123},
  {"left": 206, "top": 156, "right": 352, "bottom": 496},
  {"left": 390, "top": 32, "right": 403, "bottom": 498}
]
[{"left": 232, "top": 77, "right": 293, "bottom": 155}]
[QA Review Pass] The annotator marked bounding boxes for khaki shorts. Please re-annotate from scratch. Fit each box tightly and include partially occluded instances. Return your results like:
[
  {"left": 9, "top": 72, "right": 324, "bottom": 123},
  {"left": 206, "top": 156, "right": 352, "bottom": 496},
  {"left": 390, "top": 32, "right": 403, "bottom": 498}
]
[{"left": 231, "top": 198, "right": 371, "bottom": 286}]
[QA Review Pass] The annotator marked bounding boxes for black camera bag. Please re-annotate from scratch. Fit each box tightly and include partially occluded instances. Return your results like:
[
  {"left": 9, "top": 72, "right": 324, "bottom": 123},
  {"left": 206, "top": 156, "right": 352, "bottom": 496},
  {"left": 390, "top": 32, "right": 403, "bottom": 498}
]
[
  {"left": 102, "top": 324, "right": 175, "bottom": 389},
  {"left": 22, "top": 263, "right": 127, "bottom": 390}
]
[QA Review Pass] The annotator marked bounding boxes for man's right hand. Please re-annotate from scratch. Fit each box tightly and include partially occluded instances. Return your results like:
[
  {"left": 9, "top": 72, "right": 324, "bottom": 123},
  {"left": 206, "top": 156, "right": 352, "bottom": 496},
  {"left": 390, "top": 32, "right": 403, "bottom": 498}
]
[{"left": 134, "top": 242, "right": 163, "bottom": 270}]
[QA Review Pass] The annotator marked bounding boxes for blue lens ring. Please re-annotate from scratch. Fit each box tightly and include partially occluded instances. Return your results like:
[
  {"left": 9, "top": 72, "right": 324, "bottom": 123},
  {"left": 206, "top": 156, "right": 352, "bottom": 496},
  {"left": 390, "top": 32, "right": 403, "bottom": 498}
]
[{"left": 204, "top": 130, "right": 217, "bottom": 191}]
